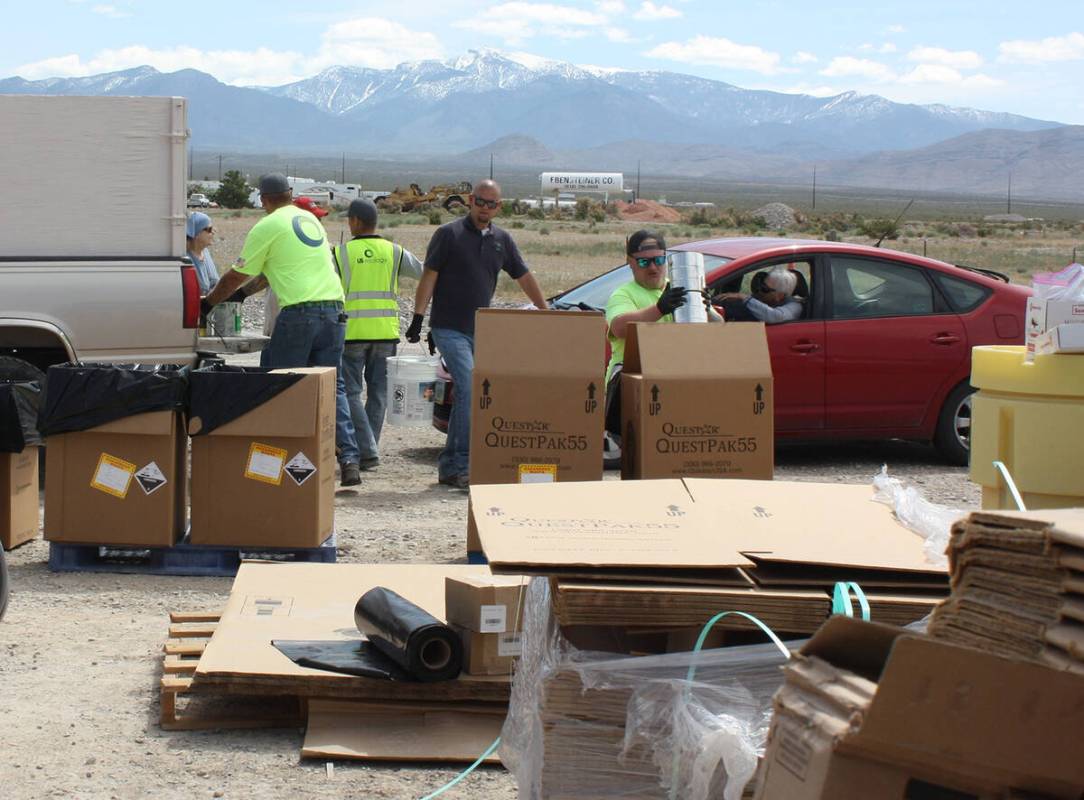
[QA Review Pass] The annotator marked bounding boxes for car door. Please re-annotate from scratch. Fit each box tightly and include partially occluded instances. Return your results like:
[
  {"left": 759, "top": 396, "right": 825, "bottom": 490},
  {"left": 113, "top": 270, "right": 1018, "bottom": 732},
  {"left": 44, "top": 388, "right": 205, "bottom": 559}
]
[
  {"left": 824, "top": 254, "right": 968, "bottom": 431},
  {"left": 712, "top": 258, "right": 826, "bottom": 432}
]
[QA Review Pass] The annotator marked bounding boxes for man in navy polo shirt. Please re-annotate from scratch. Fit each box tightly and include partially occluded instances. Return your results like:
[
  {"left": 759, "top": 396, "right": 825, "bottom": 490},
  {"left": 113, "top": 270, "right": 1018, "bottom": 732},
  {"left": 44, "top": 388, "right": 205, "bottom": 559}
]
[{"left": 407, "top": 179, "right": 548, "bottom": 489}]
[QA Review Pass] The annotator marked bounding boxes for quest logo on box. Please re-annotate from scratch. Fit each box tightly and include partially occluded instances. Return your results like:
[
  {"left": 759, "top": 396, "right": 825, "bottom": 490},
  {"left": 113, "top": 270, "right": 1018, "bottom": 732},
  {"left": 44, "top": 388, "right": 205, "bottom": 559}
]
[
  {"left": 655, "top": 422, "right": 759, "bottom": 456},
  {"left": 483, "top": 417, "right": 590, "bottom": 452}
]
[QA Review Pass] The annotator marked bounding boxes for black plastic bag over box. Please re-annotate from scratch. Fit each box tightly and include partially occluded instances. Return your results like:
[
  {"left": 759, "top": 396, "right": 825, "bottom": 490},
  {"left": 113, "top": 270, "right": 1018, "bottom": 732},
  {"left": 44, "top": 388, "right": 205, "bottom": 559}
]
[
  {"left": 187, "top": 365, "right": 303, "bottom": 436},
  {"left": 38, "top": 364, "right": 188, "bottom": 437},
  {"left": 0, "top": 381, "right": 42, "bottom": 452}
]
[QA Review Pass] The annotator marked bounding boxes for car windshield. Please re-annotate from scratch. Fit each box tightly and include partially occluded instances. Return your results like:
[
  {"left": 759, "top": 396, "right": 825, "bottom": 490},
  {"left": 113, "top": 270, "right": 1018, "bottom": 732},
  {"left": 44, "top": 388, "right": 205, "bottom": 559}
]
[{"left": 551, "top": 254, "right": 732, "bottom": 311}]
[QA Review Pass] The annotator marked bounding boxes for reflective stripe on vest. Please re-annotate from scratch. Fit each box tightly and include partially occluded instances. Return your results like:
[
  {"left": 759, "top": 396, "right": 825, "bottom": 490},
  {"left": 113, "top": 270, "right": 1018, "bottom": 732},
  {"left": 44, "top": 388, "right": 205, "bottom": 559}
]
[{"left": 336, "top": 238, "right": 402, "bottom": 340}]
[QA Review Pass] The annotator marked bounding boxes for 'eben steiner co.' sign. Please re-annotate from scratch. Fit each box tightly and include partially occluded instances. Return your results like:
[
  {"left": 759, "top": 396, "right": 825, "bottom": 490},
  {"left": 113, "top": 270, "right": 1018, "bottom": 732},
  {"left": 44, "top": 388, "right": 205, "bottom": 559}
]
[{"left": 539, "top": 172, "right": 624, "bottom": 193}]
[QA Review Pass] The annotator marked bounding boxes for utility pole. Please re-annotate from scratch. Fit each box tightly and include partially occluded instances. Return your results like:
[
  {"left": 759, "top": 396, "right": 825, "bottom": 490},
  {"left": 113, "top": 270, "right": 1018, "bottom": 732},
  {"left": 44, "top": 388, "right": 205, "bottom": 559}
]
[
  {"left": 812, "top": 166, "right": 817, "bottom": 210},
  {"left": 217, "top": 154, "right": 223, "bottom": 182},
  {"left": 1007, "top": 171, "right": 1012, "bottom": 215},
  {"left": 636, "top": 160, "right": 641, "bottom": 201},
  {"left": 188, "top": 146, "right": 193, "bottom": 180},
  {"left": 489, "top": 153, "right": 494, "bottom": 180},
  {"left": 341, "top": 153, "right": 345, "bottom": 183}
]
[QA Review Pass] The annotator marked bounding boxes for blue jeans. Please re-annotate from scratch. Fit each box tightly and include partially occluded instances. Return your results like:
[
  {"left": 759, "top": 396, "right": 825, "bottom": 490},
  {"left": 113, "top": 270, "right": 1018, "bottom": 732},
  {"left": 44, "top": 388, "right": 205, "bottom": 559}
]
[
  {"left": 430, "top": 327, "right": 474, "bottom": 478},
  {"left": 341, "top": 340, "right": 395, "bottom": 462},
  {"left": 266, "top": 302, "right": 359, "bottom": 466}
]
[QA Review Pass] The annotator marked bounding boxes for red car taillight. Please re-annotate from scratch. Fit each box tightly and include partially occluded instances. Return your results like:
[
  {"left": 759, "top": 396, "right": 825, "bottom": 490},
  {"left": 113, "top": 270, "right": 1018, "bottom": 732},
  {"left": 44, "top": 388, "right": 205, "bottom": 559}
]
[{"left": 181, "top": 264, "right": 200, "bottom": 329}]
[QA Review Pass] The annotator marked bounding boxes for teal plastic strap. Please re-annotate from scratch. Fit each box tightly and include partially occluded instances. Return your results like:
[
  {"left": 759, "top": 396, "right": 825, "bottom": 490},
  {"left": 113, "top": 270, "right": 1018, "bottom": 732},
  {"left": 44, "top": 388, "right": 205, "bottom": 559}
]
[
  {"left": 418, "top": 736, "right": 502, "bottom": 800},
  {"left": 831, "top": 581, "right": 870, "bottom": 621}
]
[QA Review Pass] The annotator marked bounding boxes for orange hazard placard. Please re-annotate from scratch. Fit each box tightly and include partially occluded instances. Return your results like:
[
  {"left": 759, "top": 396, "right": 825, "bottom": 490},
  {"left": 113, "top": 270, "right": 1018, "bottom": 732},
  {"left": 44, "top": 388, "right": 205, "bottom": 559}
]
[
  {"left": 518, "top": 463, "right": 557, "bottom": 484},
  {"left": 90, "top": 453, "right": 137, "bottom": 498},
  {"left": 244, "top": 442, "right": 287, "bottom": 485}
]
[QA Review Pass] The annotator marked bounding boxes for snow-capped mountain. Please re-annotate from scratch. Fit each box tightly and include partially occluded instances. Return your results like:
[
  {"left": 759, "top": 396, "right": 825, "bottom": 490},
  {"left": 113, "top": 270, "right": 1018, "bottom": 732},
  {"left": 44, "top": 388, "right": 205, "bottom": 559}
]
[{"left": 0, "top": 49, "right": 1062, "bottom": 159}]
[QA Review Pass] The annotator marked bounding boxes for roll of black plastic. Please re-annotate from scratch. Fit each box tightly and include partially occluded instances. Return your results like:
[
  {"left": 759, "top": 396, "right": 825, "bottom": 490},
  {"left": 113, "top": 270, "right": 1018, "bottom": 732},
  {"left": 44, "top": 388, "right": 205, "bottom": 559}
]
[{"left": 354, "top": 587, "right": 463, "bottom": 682}]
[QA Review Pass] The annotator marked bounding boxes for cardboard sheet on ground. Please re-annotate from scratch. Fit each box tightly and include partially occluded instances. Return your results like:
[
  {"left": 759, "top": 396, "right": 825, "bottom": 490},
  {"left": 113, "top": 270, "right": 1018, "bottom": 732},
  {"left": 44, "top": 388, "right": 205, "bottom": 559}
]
[
  {"left": 470, "top": 479, "right": 753, "bottom": 573},
  {"left": 684, "top": 478, "right": 947, "bottom": 582},
  {"left": 302, "top": 699, "right": 504, "bottom": 764},
  {"left": 195, "top": 563, "right": 509, "bottom": 701}
]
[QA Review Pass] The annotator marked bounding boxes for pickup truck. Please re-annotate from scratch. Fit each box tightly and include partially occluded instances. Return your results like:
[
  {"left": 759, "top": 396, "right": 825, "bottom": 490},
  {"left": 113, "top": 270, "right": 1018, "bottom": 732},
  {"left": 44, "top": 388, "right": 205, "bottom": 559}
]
[
  {"left": 187, "top": 192, "right": 211, "bottom": 208},
  {"left": 0, "top": 95, "right": 202, "bottom": 384}
]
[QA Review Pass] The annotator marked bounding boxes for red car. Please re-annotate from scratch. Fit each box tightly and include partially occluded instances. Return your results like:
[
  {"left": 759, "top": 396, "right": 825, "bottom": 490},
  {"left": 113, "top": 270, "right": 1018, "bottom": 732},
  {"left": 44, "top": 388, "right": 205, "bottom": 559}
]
[{"left": 551, "top": 237, "right": 1029, "bottom": 464}]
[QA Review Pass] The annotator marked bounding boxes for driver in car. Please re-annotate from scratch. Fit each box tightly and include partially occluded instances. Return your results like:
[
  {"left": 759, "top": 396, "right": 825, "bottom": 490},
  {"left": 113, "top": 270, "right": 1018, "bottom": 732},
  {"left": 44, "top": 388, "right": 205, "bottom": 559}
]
[{"left": 717, "top": 267, "right": 804, "bottom": 324}]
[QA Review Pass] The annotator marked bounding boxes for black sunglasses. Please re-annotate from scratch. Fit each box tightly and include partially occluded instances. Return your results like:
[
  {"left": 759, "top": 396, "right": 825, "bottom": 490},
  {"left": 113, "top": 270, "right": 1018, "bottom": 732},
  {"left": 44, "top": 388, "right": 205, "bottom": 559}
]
[
  {"left": 472, "top": 197, "right": 500, "bottom": 209},
  {"left": 634, "top": 255, "right": 668, "bottom": 268}
]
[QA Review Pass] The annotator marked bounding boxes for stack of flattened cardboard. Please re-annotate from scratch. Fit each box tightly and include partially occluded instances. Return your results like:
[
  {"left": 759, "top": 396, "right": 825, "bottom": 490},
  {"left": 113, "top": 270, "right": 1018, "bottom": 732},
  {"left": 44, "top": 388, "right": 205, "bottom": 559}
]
[
  {"left": 756, "top": 616, "right": 1084, "bottom": 799},
  {"left": 928, "top": 509, "right": 1084, "bottom": 672},
  {"left": 191, "top": 562, "right": 511, "bottom": 763},
  {"left": 471, "top": 478, "right": 947, "bottom": 636}
]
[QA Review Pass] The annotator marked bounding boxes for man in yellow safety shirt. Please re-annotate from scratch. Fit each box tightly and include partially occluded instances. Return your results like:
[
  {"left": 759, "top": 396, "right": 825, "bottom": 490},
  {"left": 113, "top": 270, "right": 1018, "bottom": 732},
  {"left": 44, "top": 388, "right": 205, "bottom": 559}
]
[
  {"left": 202, "top": 173, "right": 362, "bottom": 486},
  {"left": 333, "top": 198, "right": 423, "bottom": 471}
]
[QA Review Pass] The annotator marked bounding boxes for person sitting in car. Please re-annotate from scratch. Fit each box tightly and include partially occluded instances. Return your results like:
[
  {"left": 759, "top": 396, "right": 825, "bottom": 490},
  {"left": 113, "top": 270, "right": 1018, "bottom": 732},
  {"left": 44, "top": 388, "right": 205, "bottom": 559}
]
[{"left": 717, "top": 267, "right": 804, "bottom": 323}]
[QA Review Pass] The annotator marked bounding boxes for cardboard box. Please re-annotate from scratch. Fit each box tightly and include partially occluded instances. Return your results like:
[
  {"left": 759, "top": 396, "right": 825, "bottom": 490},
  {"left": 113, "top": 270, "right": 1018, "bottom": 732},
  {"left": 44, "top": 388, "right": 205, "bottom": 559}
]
[
  {"left": 452, "top": 624, "right": 522, "bottom": 675},
  {"left": 444, "top": 573, "right": 529, "bottom": 633},
  {"left": 620, "top": 322, "right": 773, "bottom": 480},
  {"left": 189, "top": 367, "right": 335, "bottom": 548},
  {"left": 1026, "top": 296, "right": 1084, "bottom": 356},
  {"left": 469, "top": 309, "right": 607, "bottom": 487},
  {"left": 467, "top": 309, "right": 607, "bottom": 554},
  {"left": 1, "top": 448, "right": 38, "bottom": 550},
  {"left": 755, "top": 616, "right": 1084, "bottom": 800},
  {"left": 44, "top": 411, "right": 186, "bottom": 547},
  {"left": 1034, "top": 323, "right": 1084, "bottom": 355}
]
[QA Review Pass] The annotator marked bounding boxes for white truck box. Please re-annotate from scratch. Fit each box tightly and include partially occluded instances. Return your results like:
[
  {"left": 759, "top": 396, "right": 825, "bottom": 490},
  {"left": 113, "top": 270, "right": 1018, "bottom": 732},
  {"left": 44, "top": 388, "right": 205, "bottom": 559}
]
[{"left": 0, "top": 95, "right": 188, "bottom": 259}]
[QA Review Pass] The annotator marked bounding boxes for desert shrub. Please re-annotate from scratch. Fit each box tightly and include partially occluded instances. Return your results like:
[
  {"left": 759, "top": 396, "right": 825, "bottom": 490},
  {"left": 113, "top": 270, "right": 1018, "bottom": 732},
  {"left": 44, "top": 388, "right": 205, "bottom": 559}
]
[
  {"left": 428, "top": 209, "right": 442, "bottom": 225},
  {"left": 824, "top": 229, "right": 840, "bottom": 242},
  {"left": 510, "top": 220, "right": 525, "bottom": 229},
  {"left": 539, "top": 226, "right": 551, "bottom": 236},
  {"left": 859, "top": 218, "right": 900, "bottom": 240},
  {"left": 527, "top": 207, "right": 545, "bottom": 220}
]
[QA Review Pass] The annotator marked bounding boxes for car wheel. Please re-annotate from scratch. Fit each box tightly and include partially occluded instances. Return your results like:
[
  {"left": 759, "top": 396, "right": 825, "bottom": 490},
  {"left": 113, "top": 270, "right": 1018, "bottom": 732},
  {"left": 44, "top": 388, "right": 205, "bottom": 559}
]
[{"left": 934, "top": 382, "right": 974, "bottom": 466}]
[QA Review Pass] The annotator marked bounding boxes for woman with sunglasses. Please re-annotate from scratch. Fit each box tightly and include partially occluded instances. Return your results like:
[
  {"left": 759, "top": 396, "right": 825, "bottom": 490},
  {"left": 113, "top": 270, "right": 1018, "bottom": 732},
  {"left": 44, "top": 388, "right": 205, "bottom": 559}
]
[{"left": 186, "top": 211, "right": 219, "bottom": 295}]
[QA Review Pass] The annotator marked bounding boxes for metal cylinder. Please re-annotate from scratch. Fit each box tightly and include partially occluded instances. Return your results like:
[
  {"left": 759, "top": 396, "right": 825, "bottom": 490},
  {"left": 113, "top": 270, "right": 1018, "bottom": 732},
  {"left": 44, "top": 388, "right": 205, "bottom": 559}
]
[{"left": 669, "top": 251, "right": 707, "bottom": 324}]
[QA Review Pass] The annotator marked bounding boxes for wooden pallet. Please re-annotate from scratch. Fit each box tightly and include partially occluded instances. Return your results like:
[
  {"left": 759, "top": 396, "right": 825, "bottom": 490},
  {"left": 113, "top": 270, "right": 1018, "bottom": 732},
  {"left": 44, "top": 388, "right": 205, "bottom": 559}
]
[{"left": 160, "top": 611, "right": 303, "bottom": 731}]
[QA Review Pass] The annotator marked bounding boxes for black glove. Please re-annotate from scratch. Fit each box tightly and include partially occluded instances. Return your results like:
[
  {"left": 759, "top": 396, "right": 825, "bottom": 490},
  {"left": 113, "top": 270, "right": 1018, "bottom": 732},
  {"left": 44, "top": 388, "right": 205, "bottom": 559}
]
[
  {"left": 199, "top": 297, "right": 214, "bottom": 320},
  {"left": 656, "top": 283, "right": 687, "bottom": 316},
  {"left": 406, "top": 313, "right": 424, "bottom": 343},
  {"left": 225, "top": 288, "right": 248, "bottom": 304},
  {"left": 426, "top": 331, "right": 436, "bottom": 356}
]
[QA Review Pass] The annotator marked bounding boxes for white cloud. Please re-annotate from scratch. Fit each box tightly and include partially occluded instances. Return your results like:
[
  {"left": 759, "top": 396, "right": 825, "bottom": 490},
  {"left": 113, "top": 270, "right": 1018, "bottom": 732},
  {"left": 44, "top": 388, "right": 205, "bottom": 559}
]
[
  {"left": 596, "top": 0, "right": 625, "bottom": 11},
  {"left": 91, "top": 4, "right": 130, "bottom": 18},
  {"left": 454, "top": 1, "right": 609, "bottom": 44},
  {"left": 792, "top": 51, "right": 818, "bottom": 64},
  {"left": 999, "top": 31, "right": 1084, "bottom": 63},
  {"left": 898, "top": 64, "right": 1002, "bottom": 88},
  {"left": 906, "top": 46, "right": 983, "bottom": 69},
  {"left": 633, "top": 1, "right": 681, "bottom": 20},
  {"left": 605, "top": 27, "right": 635, "bottom": 42},
  {"left": 858, "top": 42, "right": 896, "bottom": 54},
  {"left": 886, "top": 24, "right": 906, "bottom": 34},
  {"left": 819, "top": 56, "right": 895, "bottom": 82},
  {"left": 647, "top": 35, "right": 782, "bottom": 74},
  {"left": 14, "top": 17, "right": 445, "bottom": 85}
]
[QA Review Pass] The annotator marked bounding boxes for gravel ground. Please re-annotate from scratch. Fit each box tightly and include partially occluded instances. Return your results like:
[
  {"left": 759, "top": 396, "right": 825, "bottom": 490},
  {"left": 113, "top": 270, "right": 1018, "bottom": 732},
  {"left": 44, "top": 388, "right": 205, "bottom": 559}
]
[{"left": 0, "top": 309, "right": 979, "bottom": 799}]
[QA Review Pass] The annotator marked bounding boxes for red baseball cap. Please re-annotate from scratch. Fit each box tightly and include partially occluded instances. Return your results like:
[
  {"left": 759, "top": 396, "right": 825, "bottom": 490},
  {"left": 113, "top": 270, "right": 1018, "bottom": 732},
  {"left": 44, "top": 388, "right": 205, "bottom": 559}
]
[{"left": 294, "top": 196, "right": 329, "bottom": 218}]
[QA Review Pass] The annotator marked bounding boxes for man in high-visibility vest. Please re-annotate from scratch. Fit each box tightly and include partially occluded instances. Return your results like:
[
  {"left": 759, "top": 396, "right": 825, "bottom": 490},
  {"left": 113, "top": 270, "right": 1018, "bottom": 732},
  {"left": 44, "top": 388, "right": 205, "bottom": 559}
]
[{"left": 333, "top": 198, "right": 423, "bottom": 470}]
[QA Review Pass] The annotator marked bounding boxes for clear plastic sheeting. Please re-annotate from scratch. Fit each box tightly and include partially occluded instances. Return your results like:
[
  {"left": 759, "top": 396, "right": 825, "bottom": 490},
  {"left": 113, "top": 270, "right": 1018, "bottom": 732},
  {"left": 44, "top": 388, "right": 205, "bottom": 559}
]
[
  {"left": 501, "top": 578, "right": 792, "bottom": 800},
  {"left": 872, "top": 465, "right": 962, "bottom": 568}
]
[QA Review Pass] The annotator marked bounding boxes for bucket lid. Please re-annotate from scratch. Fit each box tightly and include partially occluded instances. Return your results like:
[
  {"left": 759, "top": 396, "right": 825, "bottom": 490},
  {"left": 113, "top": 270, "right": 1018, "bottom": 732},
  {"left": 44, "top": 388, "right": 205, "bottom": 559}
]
[{"left": 972, "top": 345, "right": 1084, "bottom": 396}]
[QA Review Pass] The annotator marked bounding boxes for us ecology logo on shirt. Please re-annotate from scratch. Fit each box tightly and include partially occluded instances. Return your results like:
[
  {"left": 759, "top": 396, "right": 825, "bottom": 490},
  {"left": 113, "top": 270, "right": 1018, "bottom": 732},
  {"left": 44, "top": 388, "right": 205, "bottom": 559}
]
[{"left": 292, "top": 215, "right": 325, "bottom": 247}]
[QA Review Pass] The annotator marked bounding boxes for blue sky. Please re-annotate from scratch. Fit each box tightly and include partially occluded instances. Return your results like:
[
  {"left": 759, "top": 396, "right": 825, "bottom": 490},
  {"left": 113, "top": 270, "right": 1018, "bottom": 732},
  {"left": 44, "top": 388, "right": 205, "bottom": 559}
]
[{"left": 5, "top": 0, "right": 1084, "bottom": 123}]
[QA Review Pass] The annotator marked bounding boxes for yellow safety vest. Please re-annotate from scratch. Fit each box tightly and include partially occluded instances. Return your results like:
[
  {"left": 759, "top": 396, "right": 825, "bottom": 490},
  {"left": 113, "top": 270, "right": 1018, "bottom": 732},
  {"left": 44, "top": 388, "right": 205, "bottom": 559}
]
[{"left": 335, "top": 237, "right": 403, "bottom": 341}]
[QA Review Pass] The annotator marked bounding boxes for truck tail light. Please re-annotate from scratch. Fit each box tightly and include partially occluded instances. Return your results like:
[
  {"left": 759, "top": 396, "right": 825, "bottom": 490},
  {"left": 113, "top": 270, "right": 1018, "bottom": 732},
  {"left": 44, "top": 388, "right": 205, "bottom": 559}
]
[{"left": 181, "top": 264, "right": 200, "bottom": 329}]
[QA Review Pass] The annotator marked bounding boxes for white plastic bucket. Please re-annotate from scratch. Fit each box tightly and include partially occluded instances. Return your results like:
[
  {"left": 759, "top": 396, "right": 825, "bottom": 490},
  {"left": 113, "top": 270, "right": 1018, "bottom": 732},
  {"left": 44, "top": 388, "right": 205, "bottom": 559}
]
[
  {"left": 385, "top": 355, "right": 440, "bottom": 427},
  {"left": 669, "top": 251, "right": 707, "bottom": 324}
]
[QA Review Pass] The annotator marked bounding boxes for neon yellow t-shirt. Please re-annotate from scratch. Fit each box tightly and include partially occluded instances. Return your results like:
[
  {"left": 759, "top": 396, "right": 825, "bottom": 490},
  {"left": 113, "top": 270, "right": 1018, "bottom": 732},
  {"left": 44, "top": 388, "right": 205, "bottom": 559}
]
[
  {"left": 605, "top": 279, "right": 671, "bottom": 382},
  {"left": 235, "top": 206, "right": 344, "bottom": 308}
]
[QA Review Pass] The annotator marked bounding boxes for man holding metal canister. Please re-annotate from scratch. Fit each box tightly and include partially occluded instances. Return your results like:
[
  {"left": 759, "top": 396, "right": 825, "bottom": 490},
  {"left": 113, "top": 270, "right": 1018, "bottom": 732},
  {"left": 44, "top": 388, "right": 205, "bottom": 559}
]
[{"left": 603, "top": 230, "right": 718, "bottom": 451}]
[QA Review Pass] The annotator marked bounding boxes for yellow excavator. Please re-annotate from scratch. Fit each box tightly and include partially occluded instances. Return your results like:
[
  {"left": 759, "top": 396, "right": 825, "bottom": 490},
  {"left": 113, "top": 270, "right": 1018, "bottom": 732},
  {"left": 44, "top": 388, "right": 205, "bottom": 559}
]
[{"left": 377, "top": 181, "right": 473, "bottom": 212}]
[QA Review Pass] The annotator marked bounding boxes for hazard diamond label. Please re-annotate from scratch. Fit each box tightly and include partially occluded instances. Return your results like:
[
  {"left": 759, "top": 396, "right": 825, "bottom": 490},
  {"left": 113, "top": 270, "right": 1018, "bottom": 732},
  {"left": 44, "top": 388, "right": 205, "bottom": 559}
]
[
  {"left": 284, "top": 452, "right": 317, "bottom": 486},
  {"left": 134, "top": 461, "right": 168, "bottom": 496}
]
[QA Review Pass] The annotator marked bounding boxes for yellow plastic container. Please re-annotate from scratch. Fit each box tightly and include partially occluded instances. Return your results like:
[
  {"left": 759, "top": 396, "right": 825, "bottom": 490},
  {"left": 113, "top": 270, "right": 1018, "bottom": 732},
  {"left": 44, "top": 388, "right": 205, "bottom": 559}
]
[{"left": 970, "top": 345, "right": 1084, "bottom": 509}]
